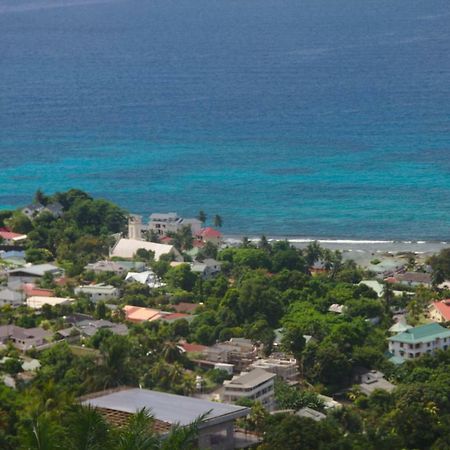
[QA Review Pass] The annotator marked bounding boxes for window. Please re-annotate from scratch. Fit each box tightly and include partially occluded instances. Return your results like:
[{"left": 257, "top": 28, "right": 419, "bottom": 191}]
[{"left": 400, "top": 343, "right": 404, "bottom": 348}]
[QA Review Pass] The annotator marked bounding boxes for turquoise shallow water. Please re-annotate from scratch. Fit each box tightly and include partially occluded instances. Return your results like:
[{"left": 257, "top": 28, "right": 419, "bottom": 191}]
[{"left": 1, "top": 0, "right": 450, "bottom": 239}]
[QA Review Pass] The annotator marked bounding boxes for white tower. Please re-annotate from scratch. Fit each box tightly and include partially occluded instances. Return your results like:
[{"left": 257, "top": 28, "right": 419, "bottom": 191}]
[{"left": 128, "top": 214, "right": 143, "bottom": 240}]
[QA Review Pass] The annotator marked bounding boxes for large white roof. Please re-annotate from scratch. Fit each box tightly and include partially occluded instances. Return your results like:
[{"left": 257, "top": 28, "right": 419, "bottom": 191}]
[
  {"left": 111, "top": 238, "right": 177, "bottom": 261},
  {"left": 83, "top": 388, "right": 248, "bottom": 426}
]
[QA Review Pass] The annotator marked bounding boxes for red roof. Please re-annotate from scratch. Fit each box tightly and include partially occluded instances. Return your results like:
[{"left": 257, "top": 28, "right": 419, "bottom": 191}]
[
  {"left": 160, "top": 236, "right": 173, "bottom": 244},
  {"left": 432, "top": 300, "right": 450, "bottom": 321},
  {"left": 178, "top": 342, "right": 208, "bottom": 353},
  {"left": 0, "top": 230, "right": 26, "bottom": 240},
  {"left": 384, "top": 277, "right": 398, "bottom": 284},
  {"left": 23, "top": 283, "right": 54, "bottom": 298},
  {"left": 0, "top": 227, "right": 11, "bottom": 232},
  {"left": 199, "top": 227, "right": 222, "bottom": 239}
]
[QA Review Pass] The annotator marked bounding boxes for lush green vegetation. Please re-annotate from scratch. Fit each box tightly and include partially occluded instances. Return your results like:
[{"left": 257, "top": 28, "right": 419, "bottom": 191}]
[{"left": 3, "top": 190, "right": 450, "bottom": 449}]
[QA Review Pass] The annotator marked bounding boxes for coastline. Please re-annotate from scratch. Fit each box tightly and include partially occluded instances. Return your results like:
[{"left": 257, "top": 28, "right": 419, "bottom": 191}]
[{"left": 223, "top": 235, "right": 449, "bottom": 266}]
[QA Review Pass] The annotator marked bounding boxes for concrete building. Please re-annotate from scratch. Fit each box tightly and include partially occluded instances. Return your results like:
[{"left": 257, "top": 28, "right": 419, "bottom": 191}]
[
  {"left": 222, "top": 368, "right": 276, "bottom": 410},
  {"left": 250, "top": 358, "right": 298, "bottom": 381},
  {"left": 81, "top": 387, "right": 249, "bottom": 450},
  {"left": 74, "top": 284, "right": 120, "bottom": 303},
  {"left": 388, "top": 322, "right": 450, "bottom": 361}
]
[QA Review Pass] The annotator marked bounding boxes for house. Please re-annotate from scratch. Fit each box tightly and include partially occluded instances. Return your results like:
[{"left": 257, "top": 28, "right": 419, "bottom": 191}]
[
  {"left": 394, "top": 272, "right": 432, "bottom": 288},
  {"left": 0, "top": 228, "right": 27, "bottom": 245},
  {"left": 356, "top": 369, "right": 395, "bottom": 396},
  {"left": 23, "top": 283, "right": 54, "bottom": 298},
  {"left": 388, "top": 320, "right": 412, "bottom": 335},
  {"left": 43, "top": 202, "right": 64, "bottom": 217},
  {"left": 250, "top": 358, "right": 298, "bottom": 381},
  {"left": 328, "top": 304, "right": 345, "bottom": 314},
  {"left": 196, "top": 227, "right": 222, "bottom": 245},
  {"left": 22, "top": 202, "right": 63, "bottom": 219},
  {"left": 22, "top": 203, "right": 45, "bottom": 219},
  {"left": 125, "top": 270, "right": 165, "bottom": 289},
  {"left": 0, "top": 287, "right": 25, "bottom": 307},
  {"left": 8, "top": 264, "right": 63, "bottom": 283},
  {"left": 74, "top": 284, "right": 120, "bottom": 303},
  {"left": 68, "top": 319, "right": 128, "bottom": 338},
  {"left": 429, "top": 300, "right": 450, "bottom": 323},
  {"left": 191, "top": 259, "right": 222, "bottom": 279},
  {"left": 222, "top": 368, "right": 276, "bottom": 410},
  {"left": 148, "top": 213, "right": 202, "bottom": 237},
  {"left": 296, "top": 407, "right": 326, "bottom": 422},
  {"left": 26, "top": 296, "right": 74, "bottom": 309},
  {"left": 110, "top": 238, "right": 182, "bottom": 261},
  {"left": 84, "top": 260, "right": 146, "bottom": 275},
  {"left": 122, "top": 305, "right": 191, "bottom": 324},
  {"left": 81, "top": 387, "right": 249, "bottom": 450},
  {"left": 0, "top": 325, "right": 52, "bottom": 351},
  {"left": 388, "top": 322, "right": 450, "bottom": 361},
  {"left": 123, "top": 305, "right": 165, "bottom": 323},
  {"left": 358, "top": 280, "right": 384, "bottom": 297}
]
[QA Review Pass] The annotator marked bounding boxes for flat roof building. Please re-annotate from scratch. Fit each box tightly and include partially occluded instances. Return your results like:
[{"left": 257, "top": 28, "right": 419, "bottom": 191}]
[
  {"left": 81, "top": 387, "right": 249, "bottom": 450},
  {"left": 223, "top": 368, "right": 276, "bottom": 410}
]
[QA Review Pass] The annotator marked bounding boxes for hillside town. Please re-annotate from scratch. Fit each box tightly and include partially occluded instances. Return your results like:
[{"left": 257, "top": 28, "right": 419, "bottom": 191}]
[{"left": 2, "top": 190, "right": 450, "bottom": 449}]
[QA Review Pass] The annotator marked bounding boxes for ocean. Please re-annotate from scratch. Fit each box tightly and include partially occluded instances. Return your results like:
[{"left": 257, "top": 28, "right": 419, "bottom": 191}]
[{"left": 1, "top": 0, "right": 450, "bottom": 240}]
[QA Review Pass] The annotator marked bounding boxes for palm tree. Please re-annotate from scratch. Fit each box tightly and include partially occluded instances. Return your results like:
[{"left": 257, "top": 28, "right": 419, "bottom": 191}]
[
  {"left": 213, "top": 215, "right": 223, "bottom": 228},
  {"left": 20, "top": 414, "right": 64, "bottom": 450},
  {"left": 115, "top": 408, "right": 159, "bottom": 450},
  {"left": 65, "top": 405, "right": 110, "bottom": 450},
  {"left": 197, "top": 211, "right": 207, "bottom": 224},
  {"left": 162, "top": 341, "right": 182, "bottom": 364}
]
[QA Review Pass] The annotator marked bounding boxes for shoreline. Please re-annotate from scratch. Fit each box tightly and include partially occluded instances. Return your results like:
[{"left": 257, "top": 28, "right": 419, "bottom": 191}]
[{"left": 222, "top": 235, "right": 449, "bottom": 267}]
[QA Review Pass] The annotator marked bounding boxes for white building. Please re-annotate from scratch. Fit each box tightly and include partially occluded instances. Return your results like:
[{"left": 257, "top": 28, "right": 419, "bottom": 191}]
[
  {"left": 74, "top": 284, "right": 120, "bottom": 303},
  {"left": 26, "top": 296, "right": 73, "bottom": 309},
  {"left": 128, "top": 213, "right": 202, "bottom": 239},
  {"left": 110, "top": 238, "right": 182, "bottom": 261},
  {"left": 125, "top": 271, "right": 165, "bottom": 289},
  {"left": 222, "top": 368, "right": 276, "bottom": 410},
  {"left": 388, "top": 322, "right": 450, "bottom": 361},
  {"left": 191, "top": 259, "right": 222, "bottom": 279}
]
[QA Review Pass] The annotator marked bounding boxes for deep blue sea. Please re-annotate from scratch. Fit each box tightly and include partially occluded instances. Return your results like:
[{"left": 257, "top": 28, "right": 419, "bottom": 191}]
[{"left": 1, "top": 0, "right": 450, "bottom": 239}]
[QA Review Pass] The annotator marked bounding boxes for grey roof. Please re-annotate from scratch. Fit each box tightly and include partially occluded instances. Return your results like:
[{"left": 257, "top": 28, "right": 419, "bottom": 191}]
[
  {"left": 0, "top": 325, "right": 52, "bottom": 341},
  {"left": 226, "top": 369, "right": 276, "bottom": 388},
  {"left": 296, "top": 407, "right": 326, "bottom": 422},
  {"left": 397, "top": 272, "right": 432, "bottom": 284},
  {"left": 75, "top": 320, "right": 128, "bottom": 337},
  {"left": 8, "top": 264, "right": 61, "bottom": 277},
  {"left": 83, "top": 388, "right": 249, "bottom": 426},
  {"left": 0, "top": 288, "right": 24, "bottom": 302}
]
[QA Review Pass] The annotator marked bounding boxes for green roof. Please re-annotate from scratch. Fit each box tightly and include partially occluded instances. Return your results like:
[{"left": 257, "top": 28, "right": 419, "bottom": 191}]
[{"left": 389, "top": 322, "right": 450, "bottom": 344}]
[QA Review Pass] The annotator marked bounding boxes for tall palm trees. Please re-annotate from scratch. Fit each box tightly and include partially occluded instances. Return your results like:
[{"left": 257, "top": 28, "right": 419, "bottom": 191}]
[{"left": 22, "top": 406, "right": 204, "bottom": 450}]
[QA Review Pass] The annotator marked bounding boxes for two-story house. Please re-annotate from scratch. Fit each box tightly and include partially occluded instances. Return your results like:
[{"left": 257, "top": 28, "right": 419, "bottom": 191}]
[{"left": 388, "top": 322, "right": 450, "bottom": 361}]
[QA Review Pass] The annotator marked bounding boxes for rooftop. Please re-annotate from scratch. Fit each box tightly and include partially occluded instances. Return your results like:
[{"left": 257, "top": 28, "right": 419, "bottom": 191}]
[
  {"left": 111, "top": 238, "right": 177, "bottom": 261},
  {"left": 82, "top": 388, "right": 249, "bottom": 427},
  {"left": 224, "top": 369, "right": 276, "bottom": 389},
  {"left": 430, "top": 300, "right": 450, "bottom": 321},
  {"left": 389, "top": 322, "right": 450, "bottom": 344}
]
